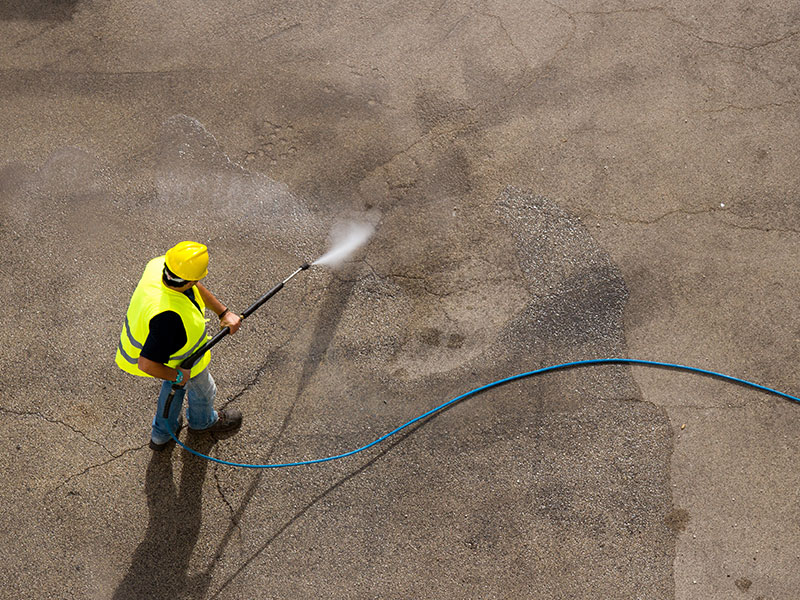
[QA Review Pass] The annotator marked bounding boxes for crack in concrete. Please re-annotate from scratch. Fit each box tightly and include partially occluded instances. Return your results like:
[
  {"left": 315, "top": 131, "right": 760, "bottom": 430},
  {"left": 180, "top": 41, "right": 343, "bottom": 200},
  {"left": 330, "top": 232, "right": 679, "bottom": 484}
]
[
  {"left": 549, "top": 1, "right": 798, "bottom": 53},
  {"left": 715, "top": 221, "right": 800, "bottom": 235},
  {"left": 213, "top": 466, "right": 237, "bottom": 520},
  {"left": 501, "top": 0, "right": 578, "bottom": 104},
  {"left": 481, "top": 12, "right": 530, "bottom": 63},
  {"left": 424, "top": 0, "right": 484, "bottom": 48},
  {"left": 694, "top": 101, "right": 800, "bottom": 114},
  {"left": 361, "top": 258, "right": 455, "bottom": 299},
  {"left": 572, "top": 6, "right": 667, "bottom": 16},
  {"left": 220, "top": 356, "right": 282, "bottom": 410},
  {"left": 438, "top": 13, "right": 472, "bottom": 45},
  {"left": 686, "top": 28, "right": 800, "bottom": 51},
  {"left": 656, "top": 11, "right": 800, "bottom": 52},
  {"left": 583, "top": 207, "right": 714, "bottom": 226},
  {"left": 50, "top": 444, "right": 148, "bottom": 494},
  {"left": 361, "top": 253, "right": 519, "bottom": 303},
  {"left": 0, "top": 67, "right": 208, "bottom": 77},
  {"left": 0, "top": 406, "right": 112, "bottom": 455},
  {"left": 668, "top": 404, "right": 751, "bottom": 410},
  {"left": 426, "top": 0, "right": 454, "bottom": 23},
  {"left": 584, "top": 208, "right": 800, "bottom": 235}
]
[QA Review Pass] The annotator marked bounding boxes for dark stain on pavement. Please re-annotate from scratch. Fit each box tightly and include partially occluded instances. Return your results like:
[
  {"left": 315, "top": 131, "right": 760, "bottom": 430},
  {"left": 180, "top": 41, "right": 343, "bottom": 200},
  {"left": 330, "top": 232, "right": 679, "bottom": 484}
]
[
  {"left": 664, "top": 507, "right": 691, "bottom": 533},
  {"left": 0, "top": 0, "right": 80, "bottom": 21},
  {"left": 490, "top": 188, "right": 675, "bottom": 594},
  {"left": 418, "top": 326, "right": 467, "bottom": 350}
]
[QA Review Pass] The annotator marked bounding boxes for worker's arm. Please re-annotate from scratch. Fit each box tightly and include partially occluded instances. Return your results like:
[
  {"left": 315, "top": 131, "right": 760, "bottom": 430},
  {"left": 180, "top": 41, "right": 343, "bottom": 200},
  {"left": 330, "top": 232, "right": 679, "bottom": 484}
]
[
  {"left": 195, "top": 282, "right": 242, "bottom": 334},
  {"left": 138, "top": 356, "right": 191, "bottom": 386}
]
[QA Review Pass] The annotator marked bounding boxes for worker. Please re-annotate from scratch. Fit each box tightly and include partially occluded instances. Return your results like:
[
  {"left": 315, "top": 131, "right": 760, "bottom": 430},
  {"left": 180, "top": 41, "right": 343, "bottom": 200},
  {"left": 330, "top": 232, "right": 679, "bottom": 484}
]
[{"left": 115, "top": 241, "right": 243, "bottom": 450}]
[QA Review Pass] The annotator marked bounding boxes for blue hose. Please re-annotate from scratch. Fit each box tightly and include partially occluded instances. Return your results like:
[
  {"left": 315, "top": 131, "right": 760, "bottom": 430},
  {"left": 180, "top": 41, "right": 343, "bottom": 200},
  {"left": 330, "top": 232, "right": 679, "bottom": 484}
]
[{"left": 167, "top": 358, "right": 800, "bottom": 468}]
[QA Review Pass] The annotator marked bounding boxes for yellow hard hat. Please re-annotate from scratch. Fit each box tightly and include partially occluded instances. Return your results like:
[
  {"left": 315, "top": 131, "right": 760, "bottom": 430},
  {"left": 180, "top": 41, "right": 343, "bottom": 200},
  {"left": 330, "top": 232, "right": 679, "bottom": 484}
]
[{"left": 165, "top": 241, "right": 209, "bottom": 280}]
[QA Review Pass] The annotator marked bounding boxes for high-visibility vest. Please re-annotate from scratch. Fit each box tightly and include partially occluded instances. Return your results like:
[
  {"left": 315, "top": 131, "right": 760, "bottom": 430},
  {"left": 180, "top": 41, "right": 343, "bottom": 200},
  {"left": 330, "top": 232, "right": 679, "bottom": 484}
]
[{"left": 115, "top": 256, "right": 211, "bottom": 378}]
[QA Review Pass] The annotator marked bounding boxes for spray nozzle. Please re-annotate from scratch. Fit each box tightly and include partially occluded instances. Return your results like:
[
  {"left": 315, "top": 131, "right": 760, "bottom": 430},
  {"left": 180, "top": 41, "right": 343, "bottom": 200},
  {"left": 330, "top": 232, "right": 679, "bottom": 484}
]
[{"left": 300, "top": 262, "right": 310, "bottom": 270}]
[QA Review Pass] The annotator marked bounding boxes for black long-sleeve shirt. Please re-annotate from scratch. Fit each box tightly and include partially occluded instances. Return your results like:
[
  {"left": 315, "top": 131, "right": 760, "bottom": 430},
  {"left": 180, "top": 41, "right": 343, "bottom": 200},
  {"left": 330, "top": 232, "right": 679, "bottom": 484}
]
[{"left": 139, "top": 288, "right": 202, "bottom": 364}]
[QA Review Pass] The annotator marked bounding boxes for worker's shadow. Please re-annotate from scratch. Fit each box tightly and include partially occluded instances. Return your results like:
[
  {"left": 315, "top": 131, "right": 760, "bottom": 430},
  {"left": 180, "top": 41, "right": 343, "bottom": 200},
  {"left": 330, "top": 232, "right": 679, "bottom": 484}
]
[{"left": 111, "top": 433, "right": 217, "bottom": 600}]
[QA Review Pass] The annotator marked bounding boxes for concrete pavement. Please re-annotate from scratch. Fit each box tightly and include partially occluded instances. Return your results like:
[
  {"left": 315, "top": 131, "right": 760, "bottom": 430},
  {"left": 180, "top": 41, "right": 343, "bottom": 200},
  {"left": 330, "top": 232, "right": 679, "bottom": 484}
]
[{"left": 1, "top": 1, "right": 798, "bottom": 598}]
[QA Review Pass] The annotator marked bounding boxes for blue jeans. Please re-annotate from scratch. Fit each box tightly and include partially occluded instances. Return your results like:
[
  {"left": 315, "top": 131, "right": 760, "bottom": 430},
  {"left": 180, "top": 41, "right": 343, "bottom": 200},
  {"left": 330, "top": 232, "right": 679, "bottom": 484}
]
[{"left": 151, "top": 369, "right": 218, "bottom": 444}]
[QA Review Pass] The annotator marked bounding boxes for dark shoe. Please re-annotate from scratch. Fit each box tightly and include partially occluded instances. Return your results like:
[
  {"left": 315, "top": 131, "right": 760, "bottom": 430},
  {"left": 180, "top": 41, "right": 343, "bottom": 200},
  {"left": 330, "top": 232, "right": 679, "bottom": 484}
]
[
  {"left": 149, "top": 416, "right": 184, "bottom": 451},
  {"left": 189, "top": 408, "right": 242, "bottom": 434}
]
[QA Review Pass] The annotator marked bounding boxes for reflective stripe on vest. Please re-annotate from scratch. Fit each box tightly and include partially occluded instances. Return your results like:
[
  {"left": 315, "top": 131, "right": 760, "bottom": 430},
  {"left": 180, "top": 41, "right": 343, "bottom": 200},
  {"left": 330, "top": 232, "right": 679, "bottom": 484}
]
[{"left": 115, "top": 256, "right": 211, "bottom": 378}]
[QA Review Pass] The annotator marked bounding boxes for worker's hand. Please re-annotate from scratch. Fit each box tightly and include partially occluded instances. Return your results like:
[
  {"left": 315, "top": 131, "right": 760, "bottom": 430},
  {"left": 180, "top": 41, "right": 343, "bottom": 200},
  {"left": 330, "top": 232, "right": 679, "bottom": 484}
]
[
  {"left": 176, "top": 367, "right": 191, "bottom": 387},
  {"left": 221, "top": 311, "right": 242, "bottom": 334}
]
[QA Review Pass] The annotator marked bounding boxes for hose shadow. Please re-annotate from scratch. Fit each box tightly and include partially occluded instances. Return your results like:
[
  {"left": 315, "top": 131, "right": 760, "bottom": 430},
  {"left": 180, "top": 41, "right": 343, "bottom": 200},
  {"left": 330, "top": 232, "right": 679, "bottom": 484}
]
[
  {"left": 208, "top": 413, "right": 444, "bottom": 599},
  {"left": 111, "top": 433, "right": 217, "bottom": 600}
]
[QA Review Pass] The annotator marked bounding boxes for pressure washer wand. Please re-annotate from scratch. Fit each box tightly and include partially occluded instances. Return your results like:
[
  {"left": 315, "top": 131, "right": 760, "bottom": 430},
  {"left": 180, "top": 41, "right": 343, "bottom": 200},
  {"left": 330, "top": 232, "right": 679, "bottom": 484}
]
[{"left": 162, "top": 263, "right": 311, "bottom": 418}]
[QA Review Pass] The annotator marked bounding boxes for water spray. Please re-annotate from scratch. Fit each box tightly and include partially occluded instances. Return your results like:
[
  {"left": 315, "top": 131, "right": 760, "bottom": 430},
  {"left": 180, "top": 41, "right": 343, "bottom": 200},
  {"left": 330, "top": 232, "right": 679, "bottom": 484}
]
[
  {"left": 162, "top": 222, "right": 374, "bottom": 419},
  {"left": 312, "top": 222, "right": 374, "bottom": 267}
]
